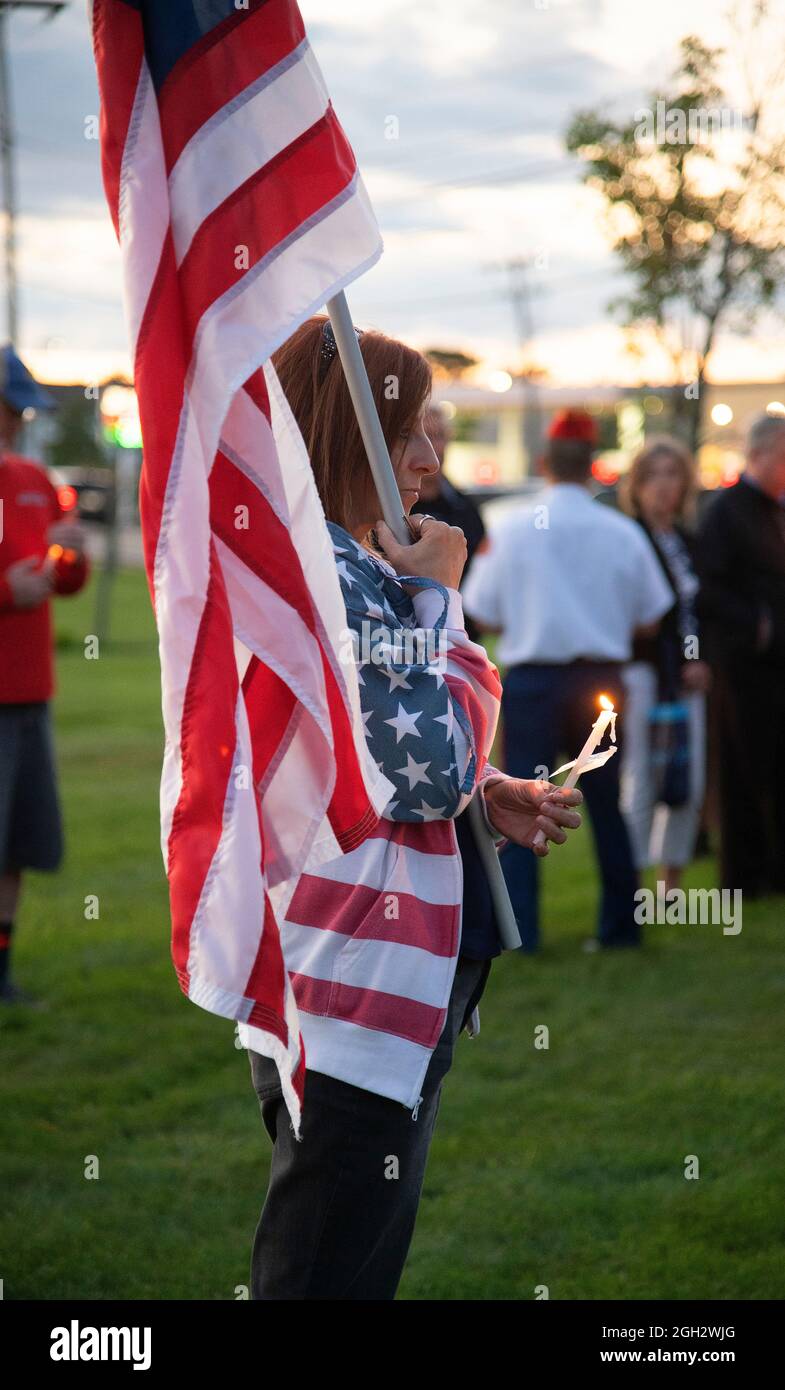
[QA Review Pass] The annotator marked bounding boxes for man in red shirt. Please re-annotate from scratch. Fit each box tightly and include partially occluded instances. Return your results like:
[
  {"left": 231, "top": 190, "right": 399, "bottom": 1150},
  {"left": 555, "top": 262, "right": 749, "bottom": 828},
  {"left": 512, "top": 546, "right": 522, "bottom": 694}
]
[{"left": 0, "top": 347, "right": 89, "bottom": 1003}]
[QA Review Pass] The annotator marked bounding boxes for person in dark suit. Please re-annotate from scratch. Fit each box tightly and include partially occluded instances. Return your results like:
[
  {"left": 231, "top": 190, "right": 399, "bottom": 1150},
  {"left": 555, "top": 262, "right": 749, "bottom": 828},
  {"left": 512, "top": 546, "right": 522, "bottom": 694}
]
[
  {"left": 411, "top": 404, "right": 486, "bottom": 642},
  {"left": 696, "top": 413, "right": 785, "bottom": 895}
]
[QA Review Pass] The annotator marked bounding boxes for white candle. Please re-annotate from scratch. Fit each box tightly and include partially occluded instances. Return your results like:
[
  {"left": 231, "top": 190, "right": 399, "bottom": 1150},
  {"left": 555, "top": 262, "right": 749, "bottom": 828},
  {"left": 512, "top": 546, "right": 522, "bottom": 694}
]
[
  {"left": 533, "top": 694, "right": 617, "bottom": 848},
  {"left": 562, "top": 695, "right": 616, "bottom": 788}
]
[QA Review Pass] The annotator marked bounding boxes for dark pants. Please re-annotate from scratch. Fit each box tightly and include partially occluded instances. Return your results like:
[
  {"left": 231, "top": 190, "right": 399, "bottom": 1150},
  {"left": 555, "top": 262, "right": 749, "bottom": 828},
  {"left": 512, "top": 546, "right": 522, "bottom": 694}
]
[
  {"left": 712, "top": 663, "right": 785, "bottom": 895},
  {"left": 247, "top": 953, "right": 491, "bottom": 1300},
  {"left": 0, "top": 702, "right": 63, "bottom": 873},
  {"left": 500, "top": 661, "right": 640, "bottom": 949}
]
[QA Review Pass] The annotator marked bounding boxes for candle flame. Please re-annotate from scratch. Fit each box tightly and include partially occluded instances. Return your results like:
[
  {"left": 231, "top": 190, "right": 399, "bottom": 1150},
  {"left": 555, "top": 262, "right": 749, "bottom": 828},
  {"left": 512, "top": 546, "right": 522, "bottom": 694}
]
[{"left": 598, "top": 693, "right": 614, "bottom": 711}]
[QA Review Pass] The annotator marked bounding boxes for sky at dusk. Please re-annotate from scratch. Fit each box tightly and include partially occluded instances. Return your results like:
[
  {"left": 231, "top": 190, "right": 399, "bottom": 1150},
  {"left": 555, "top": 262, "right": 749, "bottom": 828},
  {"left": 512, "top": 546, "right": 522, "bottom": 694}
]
[{"left": 6, "top": 0, "right": 785, "bottom": 388}]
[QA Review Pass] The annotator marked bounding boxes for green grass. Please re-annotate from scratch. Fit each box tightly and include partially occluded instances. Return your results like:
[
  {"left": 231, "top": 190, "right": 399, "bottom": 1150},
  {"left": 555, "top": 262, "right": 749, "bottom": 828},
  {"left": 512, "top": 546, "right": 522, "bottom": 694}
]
[{"left": 2, "top": 569, "right": 784, "bottom": 1299}]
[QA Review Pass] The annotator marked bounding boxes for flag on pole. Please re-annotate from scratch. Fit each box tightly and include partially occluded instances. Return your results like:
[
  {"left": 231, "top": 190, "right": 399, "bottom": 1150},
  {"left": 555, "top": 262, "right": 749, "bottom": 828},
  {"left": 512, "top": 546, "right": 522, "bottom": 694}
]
[{"left": 91, "top": 0, "right": 395, "bottom": 1135}]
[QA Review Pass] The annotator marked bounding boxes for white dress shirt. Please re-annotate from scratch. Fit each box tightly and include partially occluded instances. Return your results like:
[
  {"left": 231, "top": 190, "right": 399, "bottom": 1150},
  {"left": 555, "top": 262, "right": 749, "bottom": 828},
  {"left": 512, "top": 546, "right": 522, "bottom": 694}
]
[{"left": 461, "top": 483, "right": 674, "bottom": 665}]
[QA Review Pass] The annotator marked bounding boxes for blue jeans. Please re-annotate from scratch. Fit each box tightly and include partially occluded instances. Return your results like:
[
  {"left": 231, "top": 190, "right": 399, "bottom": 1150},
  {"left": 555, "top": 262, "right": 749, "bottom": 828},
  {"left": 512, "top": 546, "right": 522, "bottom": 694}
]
[{"left": 500, "top": 662, "right": 640, "bottom": 949}]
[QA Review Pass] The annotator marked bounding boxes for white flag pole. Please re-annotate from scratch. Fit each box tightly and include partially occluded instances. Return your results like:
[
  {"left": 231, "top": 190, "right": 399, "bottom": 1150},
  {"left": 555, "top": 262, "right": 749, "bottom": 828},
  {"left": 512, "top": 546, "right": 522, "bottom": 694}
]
[{"left": 327, "top": 290, "right": 521, "bottom": 951}]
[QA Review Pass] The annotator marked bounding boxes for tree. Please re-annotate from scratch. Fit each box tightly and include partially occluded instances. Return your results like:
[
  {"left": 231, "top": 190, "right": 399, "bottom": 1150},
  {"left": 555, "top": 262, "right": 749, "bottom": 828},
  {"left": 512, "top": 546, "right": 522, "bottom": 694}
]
[
  {"left": 424, "top": 347, "right": 478, "bottom": 379},
  {"left": 48, "top": 395, "right": 105, "bottom": 471},
  {"left": 565, "top": 10, "right": 785, "bottom": 451}
]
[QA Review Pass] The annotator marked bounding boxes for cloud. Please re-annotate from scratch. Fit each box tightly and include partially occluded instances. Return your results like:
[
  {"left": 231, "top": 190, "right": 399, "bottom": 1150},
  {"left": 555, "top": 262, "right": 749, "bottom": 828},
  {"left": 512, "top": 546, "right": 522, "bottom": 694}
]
[
  {"left": 7, "top": 0, "right": 775, "bottom": 384},
  {"left": 308, "top": 0, "right": 619, "bottom": 176},
  {"left": 10, "top": 5, "right": 104, "bottom": 219}
]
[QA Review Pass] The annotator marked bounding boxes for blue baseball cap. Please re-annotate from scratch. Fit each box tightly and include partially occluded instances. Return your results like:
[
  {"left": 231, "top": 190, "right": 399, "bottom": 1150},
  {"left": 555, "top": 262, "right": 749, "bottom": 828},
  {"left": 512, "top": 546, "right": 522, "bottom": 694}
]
[{"left": 0, "top": 344, "right": 55, "bottom": 414}]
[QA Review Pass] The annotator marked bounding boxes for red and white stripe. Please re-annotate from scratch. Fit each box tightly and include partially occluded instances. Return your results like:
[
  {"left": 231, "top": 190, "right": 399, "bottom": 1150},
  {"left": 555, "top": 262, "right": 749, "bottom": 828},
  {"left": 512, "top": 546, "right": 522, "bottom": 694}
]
[
  {"left": 92, "top": 0, "right": 394, "bottom": 1136},
  {"left": 250, "top": 669, "right": 505, "bottom": 1109}
]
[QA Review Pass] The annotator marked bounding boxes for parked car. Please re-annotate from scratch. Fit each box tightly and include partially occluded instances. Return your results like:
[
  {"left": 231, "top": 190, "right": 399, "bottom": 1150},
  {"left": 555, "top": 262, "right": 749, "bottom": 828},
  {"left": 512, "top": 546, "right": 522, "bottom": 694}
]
[{"left": 47, "top": 466, "right": 115, "bottom": 525}]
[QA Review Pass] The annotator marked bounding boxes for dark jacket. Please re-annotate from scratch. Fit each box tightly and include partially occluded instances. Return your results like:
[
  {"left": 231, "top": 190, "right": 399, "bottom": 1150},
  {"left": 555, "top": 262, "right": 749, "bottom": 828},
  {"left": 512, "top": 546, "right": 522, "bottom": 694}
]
[
  {"left": 631, "top": 517, "right": 698, "bottom": 700},
  {"left": 411, "top": 478, "right": 486, "bottom": 643},
  {"left": 695, "top": 478, "right": 785, "bottom": 671}
]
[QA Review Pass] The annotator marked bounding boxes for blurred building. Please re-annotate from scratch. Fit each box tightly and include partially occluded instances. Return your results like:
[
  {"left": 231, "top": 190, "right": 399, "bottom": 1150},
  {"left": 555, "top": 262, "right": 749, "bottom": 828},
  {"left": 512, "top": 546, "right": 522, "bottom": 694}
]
[
  {"left": 12, "top": 372, "right": 783, "bottom": 513},
  {"left": 432, "top": 379, "right": 785, "bottom": 494}
]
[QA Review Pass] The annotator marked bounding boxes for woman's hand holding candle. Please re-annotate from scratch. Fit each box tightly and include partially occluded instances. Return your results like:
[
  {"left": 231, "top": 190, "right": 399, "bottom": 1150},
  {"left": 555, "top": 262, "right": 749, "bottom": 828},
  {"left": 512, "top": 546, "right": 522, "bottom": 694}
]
[{"left": 483, "top": 778, "right": 583, "bottom": 858}]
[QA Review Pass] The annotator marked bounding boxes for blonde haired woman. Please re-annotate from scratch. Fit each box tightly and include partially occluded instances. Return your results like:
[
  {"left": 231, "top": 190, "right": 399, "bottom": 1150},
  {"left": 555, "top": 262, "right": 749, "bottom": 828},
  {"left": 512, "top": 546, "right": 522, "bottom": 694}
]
[{"left": 619, "top": 436, "right": 710, "bottom": 892}]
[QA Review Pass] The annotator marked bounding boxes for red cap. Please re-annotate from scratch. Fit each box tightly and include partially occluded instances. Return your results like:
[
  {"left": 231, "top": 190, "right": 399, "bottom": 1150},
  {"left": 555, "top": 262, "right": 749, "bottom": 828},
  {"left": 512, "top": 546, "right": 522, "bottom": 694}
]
[{"left": 547, "top": 409, "right": 599, "bottom": 444}]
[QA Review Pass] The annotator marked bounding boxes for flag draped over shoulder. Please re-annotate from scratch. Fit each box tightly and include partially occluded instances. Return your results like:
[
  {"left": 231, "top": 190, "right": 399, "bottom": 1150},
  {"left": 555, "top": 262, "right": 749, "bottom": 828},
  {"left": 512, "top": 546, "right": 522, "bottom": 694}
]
[{"left": 91, "top": 0, "right": 395, "bottom": 1136}]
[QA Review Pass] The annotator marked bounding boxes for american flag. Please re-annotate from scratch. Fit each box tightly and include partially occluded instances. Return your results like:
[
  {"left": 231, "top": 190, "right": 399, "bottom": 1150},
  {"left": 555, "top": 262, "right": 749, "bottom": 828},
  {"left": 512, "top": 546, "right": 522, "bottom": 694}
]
[{"left": 91, "top": 0, "right": 395, "bottom": 1136}]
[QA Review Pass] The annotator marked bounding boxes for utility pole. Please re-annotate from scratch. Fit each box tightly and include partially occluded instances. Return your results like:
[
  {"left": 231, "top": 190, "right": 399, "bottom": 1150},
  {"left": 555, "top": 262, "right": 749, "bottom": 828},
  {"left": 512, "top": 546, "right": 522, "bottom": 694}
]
[
  {"left": 502, "top": 256, "right": 544, "bottom": 477},
  {"left": 0, "top": 1, "right": 66, "bottom": 345}
]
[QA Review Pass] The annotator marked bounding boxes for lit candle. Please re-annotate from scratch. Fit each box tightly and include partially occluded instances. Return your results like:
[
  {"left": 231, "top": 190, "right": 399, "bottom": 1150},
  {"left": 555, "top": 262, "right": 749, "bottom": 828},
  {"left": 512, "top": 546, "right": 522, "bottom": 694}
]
[
  {"left": 46, "top": 544, "right": 78, "bottom": 569},
  {"left": 533, "top": 694, "right": 617, "bottom": 849},
  {"left": 562, "top": 693, "right": 617, "bottom": 789}
]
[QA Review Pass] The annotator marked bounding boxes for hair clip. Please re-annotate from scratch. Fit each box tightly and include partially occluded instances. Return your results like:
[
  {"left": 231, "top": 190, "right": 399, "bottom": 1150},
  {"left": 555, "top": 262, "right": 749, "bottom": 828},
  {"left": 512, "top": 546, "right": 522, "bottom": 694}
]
[{"left": 318, "top": 319, "right": 364, "bottom": 385}]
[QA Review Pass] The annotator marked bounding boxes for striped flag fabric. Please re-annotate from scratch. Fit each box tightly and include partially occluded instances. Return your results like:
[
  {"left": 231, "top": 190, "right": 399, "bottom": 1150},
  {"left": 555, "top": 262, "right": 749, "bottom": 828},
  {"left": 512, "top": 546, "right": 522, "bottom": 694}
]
[{"left": 91, "top": 0, "right": 395, "bottom": 1136}]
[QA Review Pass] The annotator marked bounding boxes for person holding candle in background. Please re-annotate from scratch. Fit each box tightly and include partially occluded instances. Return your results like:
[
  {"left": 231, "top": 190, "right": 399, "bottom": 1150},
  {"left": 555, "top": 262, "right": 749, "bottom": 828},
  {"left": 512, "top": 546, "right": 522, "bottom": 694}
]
[
  {"left": 0, "top": 346, "right": 89, "bottom": 1004},
  {"left": 617, "top": 437, "right": 709, "bottom": 894},
  {"left": 462, "top": 409, "right": 674, "bottom": 952}
]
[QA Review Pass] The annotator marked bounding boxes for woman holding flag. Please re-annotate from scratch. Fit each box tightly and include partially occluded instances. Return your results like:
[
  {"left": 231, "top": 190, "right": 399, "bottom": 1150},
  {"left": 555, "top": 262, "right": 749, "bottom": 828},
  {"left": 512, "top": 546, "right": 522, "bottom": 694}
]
[
  {"left": 89, "top": 0, "right": 581, "bottom": 1307},
  {"left": 245, "top": 316, "right": 583, "bottom": 1299}
]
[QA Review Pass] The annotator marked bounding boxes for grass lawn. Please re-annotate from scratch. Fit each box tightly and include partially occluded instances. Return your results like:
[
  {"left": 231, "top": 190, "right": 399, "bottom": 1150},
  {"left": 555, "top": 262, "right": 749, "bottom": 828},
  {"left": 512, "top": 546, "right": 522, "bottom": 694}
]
[{"left": 2, "top": 568, "right": 784, "bottom": 1300}]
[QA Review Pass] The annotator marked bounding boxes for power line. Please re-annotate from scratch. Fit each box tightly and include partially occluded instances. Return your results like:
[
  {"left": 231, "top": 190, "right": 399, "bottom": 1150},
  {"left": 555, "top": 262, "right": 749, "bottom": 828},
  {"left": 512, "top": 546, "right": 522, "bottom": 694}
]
[
  {"left": 427, "top": 156, "right": 576, "bottom": 189},
  {"left": 358, "top": 267, "right": 623, "bottom": 315}
]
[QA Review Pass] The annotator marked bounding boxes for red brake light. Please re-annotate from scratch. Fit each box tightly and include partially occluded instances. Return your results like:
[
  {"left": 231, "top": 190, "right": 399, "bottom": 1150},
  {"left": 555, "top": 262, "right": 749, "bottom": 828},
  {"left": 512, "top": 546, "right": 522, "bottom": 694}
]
[{"left": 58, "top": 485, "right": 78, "bottom": 512}]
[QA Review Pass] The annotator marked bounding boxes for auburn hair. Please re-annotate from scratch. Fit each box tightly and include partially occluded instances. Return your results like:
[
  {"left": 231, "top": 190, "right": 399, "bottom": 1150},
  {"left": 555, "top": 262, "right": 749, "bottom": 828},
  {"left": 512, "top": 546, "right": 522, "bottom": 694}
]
[{"left": 272, "top": 315, "right": 432, "bottom": 533}]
